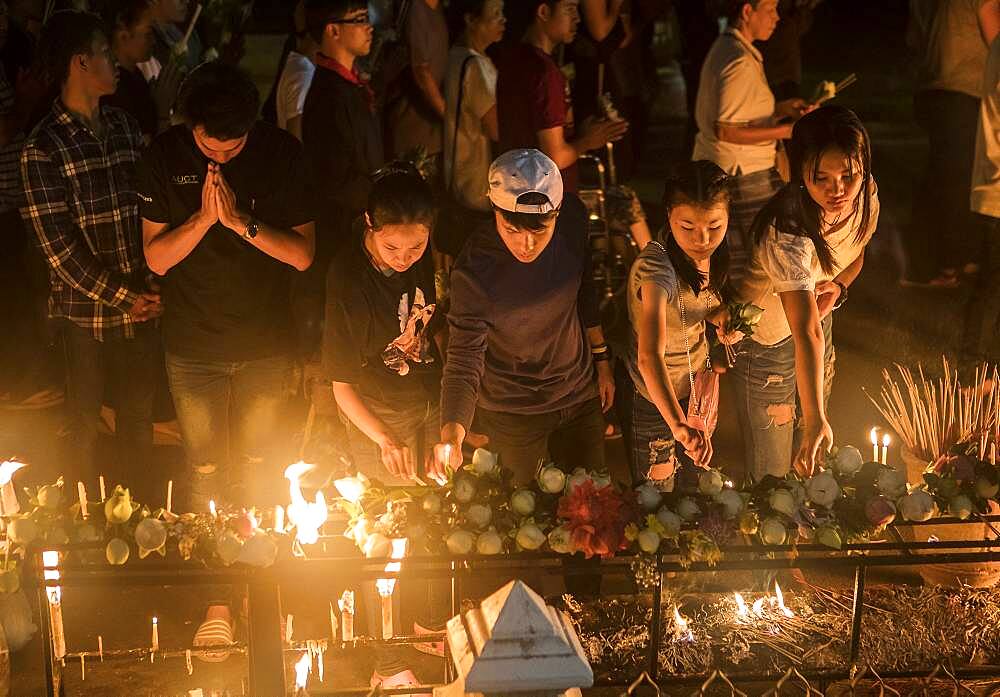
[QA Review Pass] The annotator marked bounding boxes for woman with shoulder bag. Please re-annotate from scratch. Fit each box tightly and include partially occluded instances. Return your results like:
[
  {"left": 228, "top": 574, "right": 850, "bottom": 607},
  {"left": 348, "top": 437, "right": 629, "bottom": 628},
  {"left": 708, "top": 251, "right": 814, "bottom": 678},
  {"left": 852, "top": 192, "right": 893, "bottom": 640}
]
[
  {"left": 733, "top": 105, "right": 879, "bottom": 480},
  {"left": 439, "top": 0, "right": 505, "bottom": 259},
  {"left": 624, "top": 160, "right": 741, "bottom": 485}
]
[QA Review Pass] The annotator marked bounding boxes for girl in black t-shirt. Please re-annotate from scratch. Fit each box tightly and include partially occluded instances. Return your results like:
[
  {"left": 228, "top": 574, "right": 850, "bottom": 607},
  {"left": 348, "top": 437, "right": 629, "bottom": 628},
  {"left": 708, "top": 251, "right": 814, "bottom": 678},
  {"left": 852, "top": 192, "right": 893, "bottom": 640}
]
[
  {"left": 324, "top": 168, "right": 450, "bottom": 682},
  {"left": 324, "top": 168, "right": 444, "bottom": 485}
]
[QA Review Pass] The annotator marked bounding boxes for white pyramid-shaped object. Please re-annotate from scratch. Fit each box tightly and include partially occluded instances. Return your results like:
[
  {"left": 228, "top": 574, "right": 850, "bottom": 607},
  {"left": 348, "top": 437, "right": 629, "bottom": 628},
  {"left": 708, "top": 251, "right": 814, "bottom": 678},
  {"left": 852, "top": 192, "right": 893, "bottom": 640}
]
[{"left": 446, "top": 580, "right": 593, "bottom": 694}]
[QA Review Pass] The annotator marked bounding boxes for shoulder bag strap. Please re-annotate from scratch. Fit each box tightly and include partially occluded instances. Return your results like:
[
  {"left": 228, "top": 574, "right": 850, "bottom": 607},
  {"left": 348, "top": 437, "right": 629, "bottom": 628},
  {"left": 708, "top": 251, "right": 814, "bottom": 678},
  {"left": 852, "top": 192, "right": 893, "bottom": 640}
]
[{"left": 449, "top": 54, "right": 476, "bottom": 195}]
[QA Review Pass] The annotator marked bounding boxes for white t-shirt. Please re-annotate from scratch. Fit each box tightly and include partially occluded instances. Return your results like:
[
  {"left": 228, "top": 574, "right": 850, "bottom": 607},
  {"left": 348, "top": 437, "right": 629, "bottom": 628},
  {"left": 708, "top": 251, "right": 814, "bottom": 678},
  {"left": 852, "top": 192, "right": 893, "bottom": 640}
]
[
  {"left": 692, "top": 28, "right": 777, "bottom": 176},
  {"left": 443, "top": 47, "right": 497, "bottom": 212},
  {"left": 972, "top": 35, "right": 1000, "bottom": 217},
  {"left": 277, "top": 51, "right": 316, "bottom": 130},
  {"left": 737, "top": 184, "right": 880, "bottom": 346}
]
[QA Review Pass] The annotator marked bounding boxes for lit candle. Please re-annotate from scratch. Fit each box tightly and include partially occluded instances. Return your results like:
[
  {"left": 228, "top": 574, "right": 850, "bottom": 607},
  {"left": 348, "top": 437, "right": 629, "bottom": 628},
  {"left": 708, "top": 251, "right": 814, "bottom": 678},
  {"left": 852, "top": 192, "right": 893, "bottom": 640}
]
[
  {"left": 329, "top": 601, "right": 337, "bottom": 642},
  {"left": 285, "top": 614, "right": 294, "bottom": 643},
  {"left": 166, "top": 481, "right": 173, "bottom": 514},
  {"left": 98, "top": 476, "right": 106, "bottom": 501},
  {"left": 380, "top": 592, "right": 393, "bottom": 640},
  {"left": 339, "top": 591, "right": 354, "bottom": 641},
  {"left": 881, "top": 433, "right": 891, "bottom": 466},
  {"left": 98, "top": 635, "right": 103, "bottom": 661},
  {"left": 318, "top": 644, "right": 324, "bottom": 682},
  {"left": 77, "top": 482, "right": 88, "bottom": 519},
  {"left": 275, "top": 505, "right": 285, "bottom": 533},
  {"left": 870, "top": 428, "right": 879, "bottom": 463},
  {"left": 151, "top": 617, "right": 159, "bottom": 652},
  {"left": 185, "top": 648, "right": 193, "bottom": 675},
  {"left": 42, "top": 550, "right": 66, "bottom": 659},
  {"left": 209, "top": 500, "right": 217, "bottom": 518}
]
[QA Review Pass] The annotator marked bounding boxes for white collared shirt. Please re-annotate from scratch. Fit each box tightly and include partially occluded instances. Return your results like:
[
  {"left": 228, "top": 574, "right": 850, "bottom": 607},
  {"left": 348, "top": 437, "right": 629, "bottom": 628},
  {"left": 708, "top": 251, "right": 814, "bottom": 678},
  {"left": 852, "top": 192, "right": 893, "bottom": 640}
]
[{"left": 692, "top": 28, "right": 777, "bottom": 176}]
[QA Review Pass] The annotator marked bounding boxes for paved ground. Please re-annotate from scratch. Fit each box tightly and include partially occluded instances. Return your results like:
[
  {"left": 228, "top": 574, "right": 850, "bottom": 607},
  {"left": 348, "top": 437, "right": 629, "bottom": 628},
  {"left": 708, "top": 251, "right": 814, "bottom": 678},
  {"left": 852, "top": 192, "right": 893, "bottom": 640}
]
[{"left": 3, "top": 0, "right": 994, "bottom": 693}]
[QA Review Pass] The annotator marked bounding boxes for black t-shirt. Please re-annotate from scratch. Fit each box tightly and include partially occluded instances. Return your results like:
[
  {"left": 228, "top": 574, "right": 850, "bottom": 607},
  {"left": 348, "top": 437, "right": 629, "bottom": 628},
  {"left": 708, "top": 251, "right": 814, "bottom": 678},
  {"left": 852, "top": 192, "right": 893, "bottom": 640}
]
[
  {"left": 136, "top": 122, "right": 313, "bottom": 361},
  {"left": 322, "top": 221, "right": 441, "bottom": 407}
]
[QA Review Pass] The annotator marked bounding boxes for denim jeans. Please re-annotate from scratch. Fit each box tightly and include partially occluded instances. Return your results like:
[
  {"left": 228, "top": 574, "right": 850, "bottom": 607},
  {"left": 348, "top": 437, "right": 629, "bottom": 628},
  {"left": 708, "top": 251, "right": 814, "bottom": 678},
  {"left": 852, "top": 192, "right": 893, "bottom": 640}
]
[
  {"left": 165, "top": 352, "right": 293, "bottom": 509},
  {"left": 475, "top": 397, "right": 606, "bottom": 484},
  {"left": 341, "top": 398, "right": 439, "bottom": 485},
  {"left": 61, "top": 320, "right": 157, "bottom": 487},
  {"left": 341, "top": 397, "right": 447, "bottom": 675},
  {"left": 731, "top": 314, "right": 835, "bottom": 482},
  {"left": 627, "top": 383, "right": 689, "bottom": 484}
]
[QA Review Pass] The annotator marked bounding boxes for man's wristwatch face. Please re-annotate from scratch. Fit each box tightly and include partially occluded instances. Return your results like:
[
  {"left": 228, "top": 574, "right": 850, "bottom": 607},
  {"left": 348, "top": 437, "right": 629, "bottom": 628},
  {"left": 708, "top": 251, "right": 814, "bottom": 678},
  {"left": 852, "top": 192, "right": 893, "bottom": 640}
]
[{"left": 244, "top": 218, "right": 258, "bottom": 239}]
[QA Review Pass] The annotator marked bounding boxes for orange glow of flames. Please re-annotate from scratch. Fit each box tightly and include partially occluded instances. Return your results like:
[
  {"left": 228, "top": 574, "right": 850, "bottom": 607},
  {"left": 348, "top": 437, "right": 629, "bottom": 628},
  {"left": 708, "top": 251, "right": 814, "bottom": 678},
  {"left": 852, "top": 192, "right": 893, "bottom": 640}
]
[
  {"left": 294, "top": 651, "right": 311, "bottom": 689},
  {"left": 734, "top": 592, "right": 749, "bottom": 618},
  {"left": 672, "top": 605, "right": 694, "bottom": 642},
  {"left": 375, "top": 538, "right": 408, "bottom": 596},
  {"left": 774, "top": 582, "right": 794, "bottom": 618},
  {"left": 284, "top": 461, "right": 328, "bottom": 546}
]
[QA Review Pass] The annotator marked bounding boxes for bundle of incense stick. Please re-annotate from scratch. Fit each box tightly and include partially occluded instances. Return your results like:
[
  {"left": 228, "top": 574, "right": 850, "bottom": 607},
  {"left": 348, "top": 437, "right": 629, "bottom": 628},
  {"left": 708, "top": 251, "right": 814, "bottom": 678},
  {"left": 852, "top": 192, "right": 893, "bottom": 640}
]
[
  {"left": 867, "top": 357, "right": 999, "bottom": 461},
  {"left": 812, "top": 73, "right": 858, "bottom": 105}
]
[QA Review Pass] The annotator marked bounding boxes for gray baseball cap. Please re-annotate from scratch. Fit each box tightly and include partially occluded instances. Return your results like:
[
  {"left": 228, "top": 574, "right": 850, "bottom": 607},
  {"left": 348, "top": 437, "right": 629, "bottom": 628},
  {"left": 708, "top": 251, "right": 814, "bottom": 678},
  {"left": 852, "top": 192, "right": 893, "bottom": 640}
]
[{"left": 487, "top": 149, "right": 564, "bottom": 213}]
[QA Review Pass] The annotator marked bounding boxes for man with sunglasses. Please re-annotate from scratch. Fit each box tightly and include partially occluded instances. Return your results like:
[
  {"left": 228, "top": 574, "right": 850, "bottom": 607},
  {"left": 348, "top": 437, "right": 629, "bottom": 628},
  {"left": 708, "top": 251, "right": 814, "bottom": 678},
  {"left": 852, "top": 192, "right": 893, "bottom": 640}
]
[
  {"left": 298, "top": 0, "right": 383, "bottom": 364},
  {"left": 432, "top": 149, "right": 614, "bottom": 484}
]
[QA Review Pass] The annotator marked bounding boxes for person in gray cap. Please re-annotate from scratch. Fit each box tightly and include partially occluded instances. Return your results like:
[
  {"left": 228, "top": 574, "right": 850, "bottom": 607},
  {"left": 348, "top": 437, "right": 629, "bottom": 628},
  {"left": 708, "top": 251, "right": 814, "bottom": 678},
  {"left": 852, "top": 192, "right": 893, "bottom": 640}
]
[{"left": 430, "top": 148, "right": 614, "bottom": 482}]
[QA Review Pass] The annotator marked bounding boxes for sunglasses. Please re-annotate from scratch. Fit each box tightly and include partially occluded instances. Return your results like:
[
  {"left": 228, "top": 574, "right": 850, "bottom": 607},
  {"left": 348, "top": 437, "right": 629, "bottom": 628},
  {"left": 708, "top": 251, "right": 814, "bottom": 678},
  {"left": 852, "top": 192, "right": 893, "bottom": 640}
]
[{"left": 328, "top": 13, "right": 370, "bottom": 25}]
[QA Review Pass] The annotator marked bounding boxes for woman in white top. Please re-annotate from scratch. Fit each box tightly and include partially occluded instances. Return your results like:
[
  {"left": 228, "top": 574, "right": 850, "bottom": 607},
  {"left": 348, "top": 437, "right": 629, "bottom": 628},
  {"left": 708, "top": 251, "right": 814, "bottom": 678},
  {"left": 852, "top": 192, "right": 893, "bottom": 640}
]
[
  {"left": 440, "top": 0, "right": 505, "bottom": 244},
  {"left": 733, "top": 106, "right": 879, "bottom": 479},
  {"left": 276, "top": 0, "right": 318, "bottom": 141},
  {"left": 692, "top": 0, "right": 811, "bottom": 278}
]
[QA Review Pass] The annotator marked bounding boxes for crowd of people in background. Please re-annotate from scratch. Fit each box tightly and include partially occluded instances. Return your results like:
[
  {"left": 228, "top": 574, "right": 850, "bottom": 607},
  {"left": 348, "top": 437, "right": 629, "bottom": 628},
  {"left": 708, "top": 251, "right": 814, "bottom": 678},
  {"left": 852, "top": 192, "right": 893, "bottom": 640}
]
[{"left": 4, "top": 0, "right": 1000, "bottom": 675}]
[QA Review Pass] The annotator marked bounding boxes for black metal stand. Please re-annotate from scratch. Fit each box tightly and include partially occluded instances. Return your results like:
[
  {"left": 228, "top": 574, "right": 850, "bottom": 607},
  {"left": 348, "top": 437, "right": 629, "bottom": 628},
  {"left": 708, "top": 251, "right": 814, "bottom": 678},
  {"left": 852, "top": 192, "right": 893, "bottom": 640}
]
[{"left": 25, "top": 515, "right": 1000, "bottom": 696}]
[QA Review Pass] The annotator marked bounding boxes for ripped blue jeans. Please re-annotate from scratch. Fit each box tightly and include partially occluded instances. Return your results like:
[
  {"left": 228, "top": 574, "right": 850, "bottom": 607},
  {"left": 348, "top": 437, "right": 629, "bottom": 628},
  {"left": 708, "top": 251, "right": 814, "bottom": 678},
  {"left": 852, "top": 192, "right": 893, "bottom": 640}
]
[{"left": 730, "top": 314, "right": 835, "bottom": 482}]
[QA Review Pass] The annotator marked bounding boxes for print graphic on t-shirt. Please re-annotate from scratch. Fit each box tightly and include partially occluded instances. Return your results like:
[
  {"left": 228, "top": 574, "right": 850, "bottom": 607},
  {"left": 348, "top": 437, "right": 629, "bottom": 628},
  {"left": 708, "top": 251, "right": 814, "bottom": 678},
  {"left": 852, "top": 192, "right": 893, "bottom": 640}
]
[{"left": 382, "top": 287, "right": 436, "bottom": 376}]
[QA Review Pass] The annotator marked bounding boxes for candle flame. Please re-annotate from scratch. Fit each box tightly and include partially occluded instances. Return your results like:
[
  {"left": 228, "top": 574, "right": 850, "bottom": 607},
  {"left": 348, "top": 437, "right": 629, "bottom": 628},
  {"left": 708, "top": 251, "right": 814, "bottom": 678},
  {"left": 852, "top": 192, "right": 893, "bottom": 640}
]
[
  {"left": 42, "top": 550, "right": 61, "bottom": 604},
  {"left": 375, "top": 538, "right": 408, "bottom": 596},
  {"left": 774, "top": 582, "right": 794, "bottom": 618},
  {"left": 870, "top": 427, "right": 878, "bottom": 445},
  {"left": 734, "top": 592, "right": 749, "bottom": 618},
  {"left": 882, "top": 433, "right": 891, "bottom": 447},
  {"left": 752, "top": 597, "right": 765, "bottom": 616},
  {"left": 209, "top": 500, "right": 217, "bottom": 517},
  {"left": 338, "top": 589, "right": 355, "bottom": 614},
  {"left": 672, "top": 605, "right": 693, "bottom": 641},
  {"left": 284, "top": 461, "right": 329, "bottom": 546},
  {"left": 294, "top": 651, "right": 311, "bottom": 689}
]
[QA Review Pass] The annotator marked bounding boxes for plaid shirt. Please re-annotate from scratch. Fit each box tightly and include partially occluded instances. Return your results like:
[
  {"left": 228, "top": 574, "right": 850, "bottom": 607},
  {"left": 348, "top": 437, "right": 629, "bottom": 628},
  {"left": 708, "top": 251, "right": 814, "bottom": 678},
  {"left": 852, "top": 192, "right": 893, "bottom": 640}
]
[{"left": 20, "top": 101, "right": 146, "bottom": 341}]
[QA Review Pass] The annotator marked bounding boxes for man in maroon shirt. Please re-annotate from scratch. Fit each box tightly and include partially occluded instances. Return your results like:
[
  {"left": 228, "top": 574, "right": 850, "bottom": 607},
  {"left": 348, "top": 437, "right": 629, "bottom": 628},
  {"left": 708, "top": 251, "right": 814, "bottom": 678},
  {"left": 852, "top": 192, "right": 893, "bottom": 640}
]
[{"left": 493, "top": 0, "right": 626, "bottom": 192}]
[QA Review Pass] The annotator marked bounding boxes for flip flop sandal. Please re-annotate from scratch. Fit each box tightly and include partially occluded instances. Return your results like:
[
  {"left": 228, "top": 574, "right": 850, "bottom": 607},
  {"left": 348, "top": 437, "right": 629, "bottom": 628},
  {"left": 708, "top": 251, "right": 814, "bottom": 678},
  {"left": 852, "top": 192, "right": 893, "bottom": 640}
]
[
  {"left": 371, "top": 668, "right": 431, "bottom": 697},
  {"left": 193, "top": 617, "right": 235, "bottom": 663},
  {"left": 412, "top": 622, "right": 445, "bottom": 658}
]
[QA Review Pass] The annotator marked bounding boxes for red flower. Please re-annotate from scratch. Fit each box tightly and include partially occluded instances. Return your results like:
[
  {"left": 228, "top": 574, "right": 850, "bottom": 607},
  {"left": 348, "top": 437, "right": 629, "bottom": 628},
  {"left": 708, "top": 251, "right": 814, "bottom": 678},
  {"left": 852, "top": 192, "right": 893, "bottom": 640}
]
[{"left": 557, "top": 477, "right": 637, "bottom": 559}]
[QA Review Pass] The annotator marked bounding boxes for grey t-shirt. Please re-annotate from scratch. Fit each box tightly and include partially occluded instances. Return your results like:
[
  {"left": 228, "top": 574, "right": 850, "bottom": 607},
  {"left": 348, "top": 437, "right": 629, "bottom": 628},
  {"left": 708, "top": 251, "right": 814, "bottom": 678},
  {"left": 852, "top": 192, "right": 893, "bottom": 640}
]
[
  {"left": 909, "top": 0, "right": 993, "bottom": 98},
  {"left": 625, "top": 240, "right": 720, "bottom": 404},
  {"left": 388, "top": 0, "right": 449, "bottom": 156}
]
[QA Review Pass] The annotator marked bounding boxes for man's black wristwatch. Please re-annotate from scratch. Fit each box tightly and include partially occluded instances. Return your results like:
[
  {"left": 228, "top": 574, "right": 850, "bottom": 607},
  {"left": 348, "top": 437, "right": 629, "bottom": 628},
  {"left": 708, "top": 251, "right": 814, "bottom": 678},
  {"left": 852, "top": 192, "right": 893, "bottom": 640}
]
[
  {"left": 243, "top": 217, "right": 259, "bottom": 240},
  {"left": 832, "top": 280, "right": 848, "bottom": 310}
]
